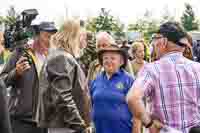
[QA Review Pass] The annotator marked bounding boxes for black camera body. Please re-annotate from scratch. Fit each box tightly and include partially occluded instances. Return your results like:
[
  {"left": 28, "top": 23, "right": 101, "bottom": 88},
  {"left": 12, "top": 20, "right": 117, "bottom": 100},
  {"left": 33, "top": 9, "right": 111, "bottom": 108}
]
[{"left": 4, "top": 9, "right": 39, "bottom": 50}]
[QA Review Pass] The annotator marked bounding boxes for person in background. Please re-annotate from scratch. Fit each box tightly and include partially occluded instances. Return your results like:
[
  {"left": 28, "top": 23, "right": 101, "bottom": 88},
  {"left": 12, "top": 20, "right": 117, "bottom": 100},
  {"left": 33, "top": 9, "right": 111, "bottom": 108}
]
[
  {"left": 150, "top": 34, "right": 159, "bottom": 62},
  {"left": 0, "top": 32, "right": 11, "bottom": 66},
  {"left": 127, "top": 21, "right": 200, "bottom": 133},
  {"left": 0, "top": 21, "right": 57, "bottom": 133},
  {"left": 77, "top": 28, "right": 89, "bottom": 75},
  {"left": 120, "top": 40, "right": 132, "bottom": 60},
  {"left": 121, "top": 40, "right": 130, "bottom": 52},
  {"left": 80, "top": 29, "right": 88, "bottom": 50},
  {"left": 38, "top": 19, "right": 92, "bottom": 133},
  {"left": 131, "top": 41, "right": 147, "bottom": 77},
  {"left": 87, "top": 31, "right": 114, "bottom": 86},
  {"left": 183, "top": 34, "right": 193, "bottom": 60},
  {"left": 90, "top": 43, "right": 140, "bottom": 133}
]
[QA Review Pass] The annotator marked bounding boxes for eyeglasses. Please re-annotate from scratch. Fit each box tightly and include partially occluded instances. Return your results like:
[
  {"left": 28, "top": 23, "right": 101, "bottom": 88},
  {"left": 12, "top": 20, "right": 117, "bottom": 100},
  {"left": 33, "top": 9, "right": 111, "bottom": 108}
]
[{"left": 151, "top": 36, "right": 164, "bottom": 41}]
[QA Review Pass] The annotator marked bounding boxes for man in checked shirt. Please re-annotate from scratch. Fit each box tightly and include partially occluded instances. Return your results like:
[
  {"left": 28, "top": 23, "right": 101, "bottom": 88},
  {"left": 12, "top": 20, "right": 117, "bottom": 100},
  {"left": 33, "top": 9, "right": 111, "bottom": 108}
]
[{"left": 127, "top": 21, "right": 200, "bottom": 133}]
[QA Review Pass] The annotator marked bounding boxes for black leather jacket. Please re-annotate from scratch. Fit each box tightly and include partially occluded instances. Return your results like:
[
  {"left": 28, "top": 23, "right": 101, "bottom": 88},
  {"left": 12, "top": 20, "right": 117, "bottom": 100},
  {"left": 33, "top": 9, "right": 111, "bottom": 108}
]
[{"left": 37, "top": 48, "right": 91, "bottom": 131}]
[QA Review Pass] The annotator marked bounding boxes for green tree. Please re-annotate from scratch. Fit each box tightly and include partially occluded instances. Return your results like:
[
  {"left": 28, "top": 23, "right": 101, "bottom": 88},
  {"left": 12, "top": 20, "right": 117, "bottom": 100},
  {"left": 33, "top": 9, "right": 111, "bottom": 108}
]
[
  {"left": 128, "top": 10, "right": 159, "bottom": 41},
  {"left": 86, "top": 8, "right": 125, "bottom": 38},
  {"left": 0, "top": 16, "right": 4, "bottom": 24},
  {"left": 181, "top": 3, "right": 199, "bottom": 31}
]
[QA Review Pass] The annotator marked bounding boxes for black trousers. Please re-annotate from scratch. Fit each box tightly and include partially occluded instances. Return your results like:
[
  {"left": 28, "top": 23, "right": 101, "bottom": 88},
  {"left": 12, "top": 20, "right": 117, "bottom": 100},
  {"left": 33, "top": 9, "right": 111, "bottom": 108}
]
[
  {"left": 189, "top": 126, "right": 200, "bottom": 133},
  {"left": 0, "top": 80, "right": 12, "bottom": 133},
  {"left": 11, "top": 118, "right": 47, "bottom": 133}
]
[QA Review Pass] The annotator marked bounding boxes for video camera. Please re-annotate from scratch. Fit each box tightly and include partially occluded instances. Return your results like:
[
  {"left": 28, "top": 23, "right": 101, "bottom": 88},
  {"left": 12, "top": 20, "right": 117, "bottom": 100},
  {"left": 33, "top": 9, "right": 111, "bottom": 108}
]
[{"left": 4, "top": 9, "right": 39, "bottom": 50}]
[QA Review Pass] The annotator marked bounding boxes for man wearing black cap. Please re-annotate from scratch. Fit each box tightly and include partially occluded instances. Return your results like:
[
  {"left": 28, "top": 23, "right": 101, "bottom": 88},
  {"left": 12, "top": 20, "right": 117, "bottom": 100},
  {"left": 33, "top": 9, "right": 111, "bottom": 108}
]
[
  {"left": 127, "top": 22, "right": 200, "bottom": 133},
  {"left": 0, "top": 21, "right": 57, "bottom": 133}
]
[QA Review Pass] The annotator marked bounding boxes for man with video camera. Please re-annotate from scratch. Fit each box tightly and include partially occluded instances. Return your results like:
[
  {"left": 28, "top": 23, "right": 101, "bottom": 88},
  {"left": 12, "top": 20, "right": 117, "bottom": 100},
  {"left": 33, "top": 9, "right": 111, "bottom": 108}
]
[{"left": 0, "top": 21, "right": 57, "bottom": 133}]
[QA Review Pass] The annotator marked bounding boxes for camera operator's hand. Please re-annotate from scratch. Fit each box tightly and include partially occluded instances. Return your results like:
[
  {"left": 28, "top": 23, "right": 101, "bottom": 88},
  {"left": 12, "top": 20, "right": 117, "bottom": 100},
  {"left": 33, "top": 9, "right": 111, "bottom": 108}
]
[{"left": 16, "top": 56, "right": 31, "bottom": 76}]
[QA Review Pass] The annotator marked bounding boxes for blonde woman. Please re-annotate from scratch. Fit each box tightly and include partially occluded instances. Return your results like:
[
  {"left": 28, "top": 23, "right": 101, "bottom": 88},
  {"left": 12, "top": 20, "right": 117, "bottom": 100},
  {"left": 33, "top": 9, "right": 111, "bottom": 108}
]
[
  {"left": 131, "top": 41, "right": 147, "bottom": 77},
  {"left": 38, "top": 19, "right": 91, "bottom": 133}
]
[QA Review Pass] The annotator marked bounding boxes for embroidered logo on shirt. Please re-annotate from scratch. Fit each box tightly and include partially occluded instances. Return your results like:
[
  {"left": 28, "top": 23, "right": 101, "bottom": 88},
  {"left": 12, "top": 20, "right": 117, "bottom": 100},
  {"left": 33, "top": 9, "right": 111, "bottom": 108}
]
[{"left": 116, "top": 82, "right": 124, "bottom": 90}]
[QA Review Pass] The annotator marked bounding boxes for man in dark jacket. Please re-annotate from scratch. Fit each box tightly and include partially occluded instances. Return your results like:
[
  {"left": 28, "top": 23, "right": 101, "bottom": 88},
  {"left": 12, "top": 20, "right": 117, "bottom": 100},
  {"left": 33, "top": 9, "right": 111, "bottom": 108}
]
[{"left": 0, "top": 21, "right": 57, "bottom": 133}]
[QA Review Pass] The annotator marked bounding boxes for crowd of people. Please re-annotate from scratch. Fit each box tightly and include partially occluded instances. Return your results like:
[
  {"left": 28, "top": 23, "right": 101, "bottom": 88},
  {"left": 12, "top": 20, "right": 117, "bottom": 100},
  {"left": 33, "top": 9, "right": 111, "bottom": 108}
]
[{"left": 0, "top": 16, "right": 199, "bottom": 133}]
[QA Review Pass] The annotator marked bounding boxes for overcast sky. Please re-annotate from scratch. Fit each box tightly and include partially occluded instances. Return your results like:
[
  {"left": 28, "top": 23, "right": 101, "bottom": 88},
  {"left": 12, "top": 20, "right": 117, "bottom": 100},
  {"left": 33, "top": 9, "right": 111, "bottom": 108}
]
[{"left": 0, "top": 0, "right": 200, "bottom": 26}]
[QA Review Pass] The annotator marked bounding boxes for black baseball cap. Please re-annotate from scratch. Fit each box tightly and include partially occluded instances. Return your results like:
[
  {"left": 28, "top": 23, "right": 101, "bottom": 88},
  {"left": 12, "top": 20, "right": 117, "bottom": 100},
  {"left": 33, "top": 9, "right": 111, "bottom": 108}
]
[
  {"left": 39, "top": 22, "right": 57, "bottom": 32},
  {"left": 157, "top": 22, "right": 187, "bottom": 47}
]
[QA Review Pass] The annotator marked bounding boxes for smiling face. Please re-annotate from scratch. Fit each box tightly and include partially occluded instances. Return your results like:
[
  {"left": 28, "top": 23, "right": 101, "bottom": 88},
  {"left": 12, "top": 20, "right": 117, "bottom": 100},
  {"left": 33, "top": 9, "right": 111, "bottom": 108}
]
[
  {"left": 135, "top": 43, "right": 145, "bottom": 60},
  {"left": 102, "top": 51, "right": 123, "bottom": 75},
  {"left": 39, "top": 31, "right": 55, "bottom": 48}
]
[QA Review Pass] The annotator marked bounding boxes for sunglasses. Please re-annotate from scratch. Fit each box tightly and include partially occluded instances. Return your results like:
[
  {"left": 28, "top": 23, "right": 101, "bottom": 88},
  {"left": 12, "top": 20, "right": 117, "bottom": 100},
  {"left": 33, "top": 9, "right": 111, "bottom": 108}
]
[{"left": 151, "top": 36, "right": 164, "bottom": 40}]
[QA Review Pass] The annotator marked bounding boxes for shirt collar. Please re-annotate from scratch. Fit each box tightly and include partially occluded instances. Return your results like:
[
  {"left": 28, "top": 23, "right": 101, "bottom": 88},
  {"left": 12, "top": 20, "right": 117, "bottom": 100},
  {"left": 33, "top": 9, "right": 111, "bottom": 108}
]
[
  {"left": 103, "top": 69, "right": 123, "bottom": 80},
  {"left": 161, "top": 52, "right": 183, "bottom": 59},
  {"left": 32, "top": 39, "right": 48, "bottom": 56}
]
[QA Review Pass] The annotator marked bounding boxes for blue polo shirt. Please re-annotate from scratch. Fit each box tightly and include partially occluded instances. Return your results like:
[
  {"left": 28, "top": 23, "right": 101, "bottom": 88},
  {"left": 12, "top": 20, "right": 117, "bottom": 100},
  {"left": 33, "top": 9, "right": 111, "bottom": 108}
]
[{"left": 90, "top": 69, "right": 134, "bottom": 133}]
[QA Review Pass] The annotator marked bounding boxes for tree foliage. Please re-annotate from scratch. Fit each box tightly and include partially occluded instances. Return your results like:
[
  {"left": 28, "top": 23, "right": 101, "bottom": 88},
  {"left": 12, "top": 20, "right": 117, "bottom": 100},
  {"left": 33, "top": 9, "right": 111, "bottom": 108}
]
[
  {"left": 0, "top": 16, "right": 4, "bottom": 24},
  {"left": 127, "top": 10, "right": 159, "bottom": 41},
  {"left": 181, "top": 3, "right": 198, "bottom": 31},
  {"left": 86, "top": 8, "right": 125, "bottom": 38}
]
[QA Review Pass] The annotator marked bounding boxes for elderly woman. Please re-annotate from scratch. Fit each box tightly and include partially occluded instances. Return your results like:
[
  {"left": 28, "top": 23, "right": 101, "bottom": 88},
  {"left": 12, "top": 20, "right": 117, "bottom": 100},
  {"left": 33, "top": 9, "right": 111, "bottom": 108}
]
[
  {"left": 90, "top": 43, "right": 139, "bottom": 133},
  {"left": 131, "top": 41, "right": 147, "bottom": 77},
  {"left": 87, "top": 31, "right": 115, "bottom": 85},
  {"left": 38, "top": 19, "right": 91, "bottom": 133}
]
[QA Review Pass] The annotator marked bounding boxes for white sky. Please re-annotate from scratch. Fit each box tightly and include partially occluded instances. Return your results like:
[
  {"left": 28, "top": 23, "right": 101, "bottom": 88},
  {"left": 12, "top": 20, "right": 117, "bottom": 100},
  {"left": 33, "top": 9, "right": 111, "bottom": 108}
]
[{"left": 0, "top": 0, "right": 200, "bottom": 26}]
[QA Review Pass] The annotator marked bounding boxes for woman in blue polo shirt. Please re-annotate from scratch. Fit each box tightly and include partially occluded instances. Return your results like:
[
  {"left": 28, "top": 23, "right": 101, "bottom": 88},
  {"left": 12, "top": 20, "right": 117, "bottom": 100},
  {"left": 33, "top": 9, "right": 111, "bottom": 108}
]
[{"left": 90, "top": 43, "right": 139, "bottom": 133}]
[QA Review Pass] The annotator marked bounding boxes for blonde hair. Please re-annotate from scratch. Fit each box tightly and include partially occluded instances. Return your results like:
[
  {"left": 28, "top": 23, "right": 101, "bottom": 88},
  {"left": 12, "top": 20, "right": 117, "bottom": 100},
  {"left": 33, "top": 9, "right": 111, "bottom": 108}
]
[
  {"left": 131, "top": 41, "right": 145, "bottom": 58},
  {"left": 50, "top": 19, "right": 80, "bottom": 57}
]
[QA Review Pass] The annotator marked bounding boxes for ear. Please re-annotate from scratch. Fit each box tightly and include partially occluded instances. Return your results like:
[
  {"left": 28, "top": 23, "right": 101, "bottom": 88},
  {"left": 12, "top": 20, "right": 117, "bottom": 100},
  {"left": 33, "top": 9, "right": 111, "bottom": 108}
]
[
  {"left": 162, "top": 38, "right": 168, "bottom": 48},
  {"left": 120, "top": 55, "right": 124, "bottom": 66}
]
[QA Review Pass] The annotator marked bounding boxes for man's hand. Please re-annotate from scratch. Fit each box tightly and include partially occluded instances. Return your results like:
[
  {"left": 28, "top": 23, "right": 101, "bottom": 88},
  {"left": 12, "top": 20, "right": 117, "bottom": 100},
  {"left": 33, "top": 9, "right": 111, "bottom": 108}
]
[{"left": 16, "top": 56, "right": 31, "bottom": 76}]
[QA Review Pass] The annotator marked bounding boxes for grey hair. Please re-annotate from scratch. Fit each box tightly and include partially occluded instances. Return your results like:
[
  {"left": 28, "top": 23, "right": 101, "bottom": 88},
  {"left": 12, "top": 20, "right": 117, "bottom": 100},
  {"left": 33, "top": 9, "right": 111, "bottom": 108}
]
[{"left": 96, "top": 31, "right": 115, "bottom": 46}]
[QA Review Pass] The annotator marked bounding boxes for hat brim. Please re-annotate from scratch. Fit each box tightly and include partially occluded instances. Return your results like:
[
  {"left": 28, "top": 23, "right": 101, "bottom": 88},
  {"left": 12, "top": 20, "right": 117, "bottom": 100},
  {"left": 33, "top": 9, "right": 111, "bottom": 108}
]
[
  {"left": 40, "top": 29, "right": 57, "bottom": 32},
  {"left": 97, "top": 47, "right": 128, "bottom": 68}
]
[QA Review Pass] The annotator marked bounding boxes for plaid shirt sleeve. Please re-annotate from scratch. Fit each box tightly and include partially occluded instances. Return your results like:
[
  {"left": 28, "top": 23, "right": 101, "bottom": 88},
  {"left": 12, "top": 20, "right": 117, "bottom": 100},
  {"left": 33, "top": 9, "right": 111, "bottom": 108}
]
[{"left": 132, "top": 65, "right": 156, "bottom": 99}]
